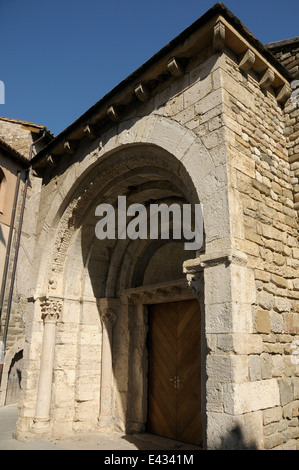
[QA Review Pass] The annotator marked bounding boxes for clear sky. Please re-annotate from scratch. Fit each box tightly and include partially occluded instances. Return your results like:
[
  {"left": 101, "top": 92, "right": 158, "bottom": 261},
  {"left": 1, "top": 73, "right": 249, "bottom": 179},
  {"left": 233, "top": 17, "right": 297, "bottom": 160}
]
[{"left": 0, "top": 0, "right": 298, "bottom": 137}]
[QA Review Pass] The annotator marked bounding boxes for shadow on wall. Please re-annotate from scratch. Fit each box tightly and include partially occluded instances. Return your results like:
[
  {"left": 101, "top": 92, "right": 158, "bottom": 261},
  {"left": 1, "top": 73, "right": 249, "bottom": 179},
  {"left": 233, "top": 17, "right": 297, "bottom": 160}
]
[
  {"left": 0, "top": 224, "right": 5, "bottom": 246},
  {"left": 215, "top": 426, "right": 258, "bottom": 450},
  {"left": 121, "top": 425, "right": 258, "bottom": 450}
]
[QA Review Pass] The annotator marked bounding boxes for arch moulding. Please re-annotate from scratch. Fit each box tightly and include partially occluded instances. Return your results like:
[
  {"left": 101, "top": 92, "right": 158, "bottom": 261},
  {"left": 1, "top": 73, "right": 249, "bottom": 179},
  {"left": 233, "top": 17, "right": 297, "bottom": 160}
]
[{"left": 33, "top": 113, "right": 229, "bottom": 301}]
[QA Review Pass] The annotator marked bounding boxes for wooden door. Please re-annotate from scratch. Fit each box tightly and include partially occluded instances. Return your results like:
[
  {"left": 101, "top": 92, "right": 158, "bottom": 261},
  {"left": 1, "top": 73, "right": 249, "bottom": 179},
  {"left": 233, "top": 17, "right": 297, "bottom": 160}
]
[{"left": 148, "top": 299, "right": 202, "bottom": 446}]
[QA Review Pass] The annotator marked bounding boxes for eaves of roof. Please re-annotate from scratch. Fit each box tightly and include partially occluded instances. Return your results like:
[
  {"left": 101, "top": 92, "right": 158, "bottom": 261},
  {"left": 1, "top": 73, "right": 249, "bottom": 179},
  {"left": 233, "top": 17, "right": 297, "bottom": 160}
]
[
  {"left": 30, "top": 2, "right": 293, "bottom": 169},
  {"left": 0, "top": 116, "right": 54, "bottom": 137},
  {"left": 266, "top": 37, "right": 299, "bottom": 50},
  {"left": 0, "top": 137, "right": 30, "bottom": 167}
]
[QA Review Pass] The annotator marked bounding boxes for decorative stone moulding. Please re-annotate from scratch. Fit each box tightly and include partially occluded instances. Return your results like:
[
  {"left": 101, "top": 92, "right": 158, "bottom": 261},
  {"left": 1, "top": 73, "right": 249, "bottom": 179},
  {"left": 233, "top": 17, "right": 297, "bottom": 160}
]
[
  {"left": 32, "top": 10, "right": 292, "bottom": 170},
  {"left": 123, "top": 279, "right": 194, "bottom": 304}
]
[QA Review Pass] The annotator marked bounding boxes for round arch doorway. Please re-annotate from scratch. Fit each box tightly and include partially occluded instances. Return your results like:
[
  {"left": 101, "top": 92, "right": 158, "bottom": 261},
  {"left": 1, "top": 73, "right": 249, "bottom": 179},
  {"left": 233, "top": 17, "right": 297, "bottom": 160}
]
[{"left": 32, "top": 143, "right": 205, "bottom": 442}]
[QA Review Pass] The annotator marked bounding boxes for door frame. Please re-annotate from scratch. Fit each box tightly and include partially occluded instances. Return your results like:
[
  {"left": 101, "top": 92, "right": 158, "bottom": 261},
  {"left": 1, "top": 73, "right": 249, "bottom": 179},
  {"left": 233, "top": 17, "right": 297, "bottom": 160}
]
[{"left": 122, "top": 278, "right": 206, "bottom": 444}]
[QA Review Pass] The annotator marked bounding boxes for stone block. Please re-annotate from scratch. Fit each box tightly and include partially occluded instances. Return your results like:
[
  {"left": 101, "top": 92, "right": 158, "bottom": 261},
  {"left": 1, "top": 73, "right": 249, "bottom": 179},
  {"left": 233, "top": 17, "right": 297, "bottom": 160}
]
[
  {"left": 223, "top": 379, "right": 280, "bottom": 414},
  {"left": 256, "top": 309, "right": 270, "bottom": 333},
  {"left": 195, "top": 88, "right": 223, "bottom": 115},
  {"left": 261, "top": 353, "right": 272, "bottom": 379},
  {"left": 264, "top": 432, "right": 284, "bottom": 449},
  {"left": 274, "top": 298, "right": 291, "bottom": 313},
  {"left": 206, "top": 379, "right": 223, "bottom": 412},
  {"left": 272, "top": 355, "right": 285, "bottom": 377},
  {"left": 184, "top": 74, "right": 213, "bottom": 108},
  {"left": 263, "top": 406, "right": 283, "bottom": 425},
  {"left": 257, "top": 290, "right": 274, "bottom": 310},
  {"left": 206, "top": 354, "right": 248, "bottom": 383},
  {"left": 278, "top": 378, "right": 293, "bottom": 406},
  {"left": 248, "top": 355, "right": 261, "bottom": 381},
  {"left": 270, "top": 311, "right": 285, "bottom": 334},
  {"left": 221, "top": 69, "right": 255, "bottom": 110},
  {"left": 217, "top": 333, "right": 263, "bottom": 354},
  {"left": 284, "top": 313, "right": 299, "bottom": 333},
  {"left": 205, "top": 303, "right": 233, "bottom": 334},
  {"left": 292, "top": 377, "right": 299, "bottom": 399}
]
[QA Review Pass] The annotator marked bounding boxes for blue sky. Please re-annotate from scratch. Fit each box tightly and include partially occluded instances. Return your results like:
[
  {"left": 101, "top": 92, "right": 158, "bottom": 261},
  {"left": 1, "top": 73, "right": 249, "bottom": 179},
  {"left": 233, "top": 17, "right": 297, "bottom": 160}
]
[{"left": 0, "top": 0, "right": 298, "bottom": 137}]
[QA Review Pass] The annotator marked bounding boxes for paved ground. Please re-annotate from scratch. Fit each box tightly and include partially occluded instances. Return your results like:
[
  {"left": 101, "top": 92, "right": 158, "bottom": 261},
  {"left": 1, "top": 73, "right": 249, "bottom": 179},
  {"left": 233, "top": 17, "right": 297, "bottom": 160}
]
[{"left": 0, "top": 404, "right": 200, "bottom": 451}]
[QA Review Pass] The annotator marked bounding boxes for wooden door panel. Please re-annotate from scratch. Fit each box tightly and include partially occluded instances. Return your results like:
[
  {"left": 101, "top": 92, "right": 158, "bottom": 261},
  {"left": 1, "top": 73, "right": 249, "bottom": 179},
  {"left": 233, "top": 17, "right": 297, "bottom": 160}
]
[
  {"left": 176, "top": 300, "right": 201, "bottom": 445},
  {"left": 148, "top": 299, "right": 202, "bottom": 446},
  {"left": 148, "top": 302, "right": 177, "bottom": 440}
]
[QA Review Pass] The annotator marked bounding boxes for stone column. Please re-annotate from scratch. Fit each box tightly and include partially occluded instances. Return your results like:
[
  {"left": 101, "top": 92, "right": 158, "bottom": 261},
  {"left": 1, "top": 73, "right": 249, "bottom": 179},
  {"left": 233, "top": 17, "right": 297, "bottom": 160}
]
[
  {"left": 127, "top": 301, "right": 147, "bottom": 433},
  {"left": 31, "top": 298, "right": 62, "bottom": 433},
  {"left": 97, "top": 298, "right": 119, "bottom": 429}
]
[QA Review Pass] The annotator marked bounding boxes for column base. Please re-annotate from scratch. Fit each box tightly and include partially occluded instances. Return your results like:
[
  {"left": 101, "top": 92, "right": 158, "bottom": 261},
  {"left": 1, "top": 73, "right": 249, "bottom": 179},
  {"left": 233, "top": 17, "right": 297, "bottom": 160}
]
[
  {"left": 97, "top": 414, "right": 111, "bottom": 429},
  {"left": 31, "top": 416, "right": 51, "bottom": 433}
]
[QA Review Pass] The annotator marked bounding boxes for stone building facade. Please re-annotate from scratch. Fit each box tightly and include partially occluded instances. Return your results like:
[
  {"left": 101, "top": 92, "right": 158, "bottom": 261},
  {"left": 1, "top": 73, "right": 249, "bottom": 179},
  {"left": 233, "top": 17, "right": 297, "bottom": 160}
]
[
  {"left": 0, "top": 118, "right": 52, "bottom": 406},
  {"left": 1, "top": 3, "right": 298, "bottom": 450}
]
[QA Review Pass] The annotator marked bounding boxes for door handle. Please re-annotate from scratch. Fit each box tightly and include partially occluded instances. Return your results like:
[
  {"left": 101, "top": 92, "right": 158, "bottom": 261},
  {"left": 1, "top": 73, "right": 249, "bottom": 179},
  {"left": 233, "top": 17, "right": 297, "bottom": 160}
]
[{"left": 169, "top": 376, "right": 181, "bottom": 390}]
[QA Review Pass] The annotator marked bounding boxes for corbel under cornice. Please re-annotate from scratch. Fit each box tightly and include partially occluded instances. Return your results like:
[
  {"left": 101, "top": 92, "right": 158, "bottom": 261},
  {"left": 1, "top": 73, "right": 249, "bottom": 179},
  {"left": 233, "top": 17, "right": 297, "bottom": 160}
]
[{"left": 31, "top": 9, "right": 292, "bottom": 172}]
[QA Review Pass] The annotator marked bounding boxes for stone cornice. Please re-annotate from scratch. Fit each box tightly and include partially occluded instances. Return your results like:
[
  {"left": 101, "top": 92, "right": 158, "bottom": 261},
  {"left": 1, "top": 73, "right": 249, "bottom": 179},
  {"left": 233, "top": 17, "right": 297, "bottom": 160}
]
[
  {"left": 30, "top": 4, "right": 292, "bottom": 172},
  {"left": 183, "top": 249, "right": 248, "bottom": 272}
]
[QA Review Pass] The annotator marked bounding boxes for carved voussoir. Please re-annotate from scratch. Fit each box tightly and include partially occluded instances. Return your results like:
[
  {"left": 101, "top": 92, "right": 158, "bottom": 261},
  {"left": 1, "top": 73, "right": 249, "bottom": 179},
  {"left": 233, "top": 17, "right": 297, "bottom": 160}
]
[
  {"left": 213, "top": 21, "right": 225, "bottom": 52},
  {"left": 167, "top": 57, "right": 184, "bottom": 78},
  {"left": 238, "top": 49, "right": 255, "bottom": 71},
  {"left": 259, "top": 68, "right": 275, "bottom": 89},
  {"left": 135, "top": 82, "right": 150, "bottom": 102},
  {"left": 276, "top": 83, "right": 292, "bottom": 104}
]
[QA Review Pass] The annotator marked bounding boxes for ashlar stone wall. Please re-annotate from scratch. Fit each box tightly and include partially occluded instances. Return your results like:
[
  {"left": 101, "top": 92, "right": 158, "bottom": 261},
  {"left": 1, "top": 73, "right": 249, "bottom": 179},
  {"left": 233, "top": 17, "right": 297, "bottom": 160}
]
[
  {"left": 14, "top": 29, "right": 299, "bottom": 451},
  {"left": 217, "top": 47, "right": 299, "bottom": 450}
]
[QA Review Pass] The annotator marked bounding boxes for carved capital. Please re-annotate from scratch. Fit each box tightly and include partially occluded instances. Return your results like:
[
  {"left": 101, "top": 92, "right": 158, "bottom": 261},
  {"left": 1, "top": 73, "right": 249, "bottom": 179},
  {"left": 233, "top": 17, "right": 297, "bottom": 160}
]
[
  {"left": 101, "top": 308, "right": 117, "bottom": 326},
  {"left": 40, "top": 298, "right": 62, "bottom": 322},
  {"left": 97, "top": 298, "right": 120, "bottom": 327}
]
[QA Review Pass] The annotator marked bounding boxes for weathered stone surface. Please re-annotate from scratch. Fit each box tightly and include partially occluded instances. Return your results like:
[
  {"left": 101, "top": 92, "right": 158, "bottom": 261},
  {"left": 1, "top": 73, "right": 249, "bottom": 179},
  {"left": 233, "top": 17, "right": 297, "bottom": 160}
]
[
  {"left": 223, "top": 379, "right": 280, "bottom": 414},
  {"left": 2, "top": 8, "right": 298, "bottom": 451}
]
